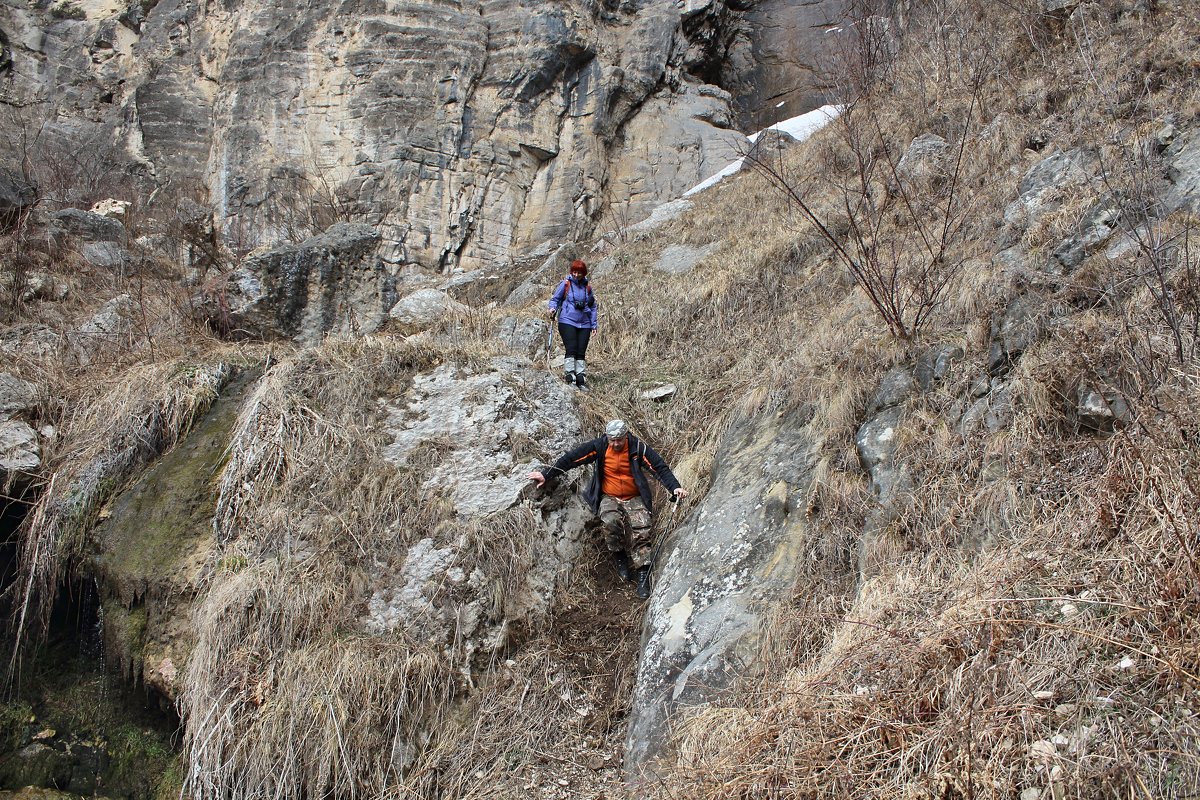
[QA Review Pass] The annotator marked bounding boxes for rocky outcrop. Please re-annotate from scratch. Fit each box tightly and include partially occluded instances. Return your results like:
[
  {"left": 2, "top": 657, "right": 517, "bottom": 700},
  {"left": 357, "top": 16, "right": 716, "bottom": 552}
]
[
  {"left": 205, "top": 223, "right": 387, "bottom": 344},
  {"left": 727, "top": 0, "right": 848, "bottom": 129},
  {"left": 372, "top": 356, "right": 588, "bottom": 654},
  {"left": 0, "top": 373, "right": 41, "bottom": 486},
  {"left": 0, "top": 167, "right": 36, "bottom": 229},
  {"left": 627, "top": 407, "right": 822, "bottom": 770},
  {"left": 49, "top": 208, "right": 130, "bottom": 269}
]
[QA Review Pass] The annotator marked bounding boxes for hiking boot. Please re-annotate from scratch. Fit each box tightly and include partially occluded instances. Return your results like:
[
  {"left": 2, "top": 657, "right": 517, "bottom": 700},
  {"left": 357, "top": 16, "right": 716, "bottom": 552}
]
[
  {"left": 563, "top": 371, "right": 576, "bottom": 385},
  {"left": 612, "top": 550, "right": 632, "bottom": 582},
  {"left": 575, "top": 373, "right": 588, "bottom": 391},
  {"left": 635, "top": 566, "right": 652, "bottom": 599}
]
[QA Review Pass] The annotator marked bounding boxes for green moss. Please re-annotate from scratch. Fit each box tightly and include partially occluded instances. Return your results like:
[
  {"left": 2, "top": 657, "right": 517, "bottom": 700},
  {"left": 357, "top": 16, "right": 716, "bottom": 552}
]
[
  {"left": 0, "top": 701, "right": 34, "bottom": 753},
  {"left": 102, "top": 600, "right": 148, "bottom": 670},
  {"left": 151, "top": 756, "right": 184, "bottom": 800},
  {"left": 105, "top": 722, "right": 175, "bottom": 797},
  {"left": 4, "top": 646, "right": 180, "bottom": 799},
  {"left": 97, "top": 369, "right": 258, "bottom": 600}
]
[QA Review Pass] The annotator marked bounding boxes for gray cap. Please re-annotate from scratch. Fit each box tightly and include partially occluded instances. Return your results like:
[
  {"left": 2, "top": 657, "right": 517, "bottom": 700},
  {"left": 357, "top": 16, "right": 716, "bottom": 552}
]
[{"left": 605, "top": 419, "right": 629, "bottom": 438}]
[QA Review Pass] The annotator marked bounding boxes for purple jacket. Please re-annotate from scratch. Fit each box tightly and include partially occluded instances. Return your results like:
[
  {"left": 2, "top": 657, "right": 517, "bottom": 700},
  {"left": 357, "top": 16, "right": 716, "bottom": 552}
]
[{"left": 548, "top": 275, "right": 598, "bottom": 329}]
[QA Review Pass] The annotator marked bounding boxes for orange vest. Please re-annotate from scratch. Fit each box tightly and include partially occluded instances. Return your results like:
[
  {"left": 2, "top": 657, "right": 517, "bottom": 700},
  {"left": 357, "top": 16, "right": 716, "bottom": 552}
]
[{"left": 601, "top": 444, "right": 639, "bottom": 500}]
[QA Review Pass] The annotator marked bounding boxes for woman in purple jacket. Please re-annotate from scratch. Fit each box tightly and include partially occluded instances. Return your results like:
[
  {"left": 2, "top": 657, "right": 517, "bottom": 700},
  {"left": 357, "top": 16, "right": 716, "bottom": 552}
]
[{"left": 548, "top": 259, "right": 599, "bottom": 389}]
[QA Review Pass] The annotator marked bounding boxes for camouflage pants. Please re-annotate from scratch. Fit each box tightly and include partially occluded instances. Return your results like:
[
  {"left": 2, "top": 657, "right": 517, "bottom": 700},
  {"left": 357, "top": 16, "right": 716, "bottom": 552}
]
[{"left": 599, "top": 495, "right": 654, "bottom": 568}]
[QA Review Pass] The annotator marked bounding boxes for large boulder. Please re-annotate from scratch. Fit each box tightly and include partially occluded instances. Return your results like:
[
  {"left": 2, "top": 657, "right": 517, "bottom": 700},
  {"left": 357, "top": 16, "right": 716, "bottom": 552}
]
[
  {"left": 1165, "top": 129, "right": 1200, "bottom": 213},
  {"left": 0, "top": 168, "right": 37, "bottom": 230},
  {"left": 627, "top": 407, "right": 821, "bottom": 770},
  {"left": 207, "top": 223, "right": 389, "bottom": 344},
  {"left": 49, "top": 208, "right": 125, "bottom": 243},
  {"left": 1003, "top": 148, "right": 1098, "bottom": 230},
  {"left": 0, "top": 419, "right": 40, "bottom": 476}
]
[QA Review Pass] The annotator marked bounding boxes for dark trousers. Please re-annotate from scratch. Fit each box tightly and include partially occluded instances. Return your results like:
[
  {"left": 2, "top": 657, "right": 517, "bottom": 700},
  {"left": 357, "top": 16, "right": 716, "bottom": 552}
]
[{"left": 558, "top": 323, "right": 592, "bottom": 360}]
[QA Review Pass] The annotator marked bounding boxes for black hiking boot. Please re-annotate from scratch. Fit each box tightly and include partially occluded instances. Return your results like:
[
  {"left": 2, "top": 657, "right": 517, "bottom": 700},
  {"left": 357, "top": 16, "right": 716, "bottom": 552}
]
[
  {"left": 563, "top": 371, "right": 576, "bottom": 385},
  {"left": 635, "top": 566, "right": 652, "bottom": 599},
  {"left": 575, "top": 373, "right": 588, "bottom": 391},
  {"left": 612, "top": 550, "right": 632, "bottom": 582}
]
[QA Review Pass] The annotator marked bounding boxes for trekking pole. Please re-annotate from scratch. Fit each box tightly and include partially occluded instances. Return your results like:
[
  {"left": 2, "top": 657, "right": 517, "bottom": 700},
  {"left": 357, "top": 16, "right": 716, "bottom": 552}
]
[{"left": 544, "top": 311, "right": 556, "bottom": 369}]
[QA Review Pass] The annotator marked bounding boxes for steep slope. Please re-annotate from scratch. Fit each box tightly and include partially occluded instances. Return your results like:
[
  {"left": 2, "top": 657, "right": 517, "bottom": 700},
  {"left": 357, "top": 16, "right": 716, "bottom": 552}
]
[{"left": 0, "top": 0, "right": 1198, "bottom": 797}]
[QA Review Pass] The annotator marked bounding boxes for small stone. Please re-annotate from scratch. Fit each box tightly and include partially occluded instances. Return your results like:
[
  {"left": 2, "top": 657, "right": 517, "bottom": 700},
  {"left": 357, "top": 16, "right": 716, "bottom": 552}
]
[
  {"left": 586, "top": 754, "right": 605, "bottom": 770},
  {"left": 1021, "top": 789, "right": 1042, "bottom": 800},
  {"left": 640, "top": 384, "right": 677, "bottom": 402},
  {"left": 1029, "top": 740, "right": 1057, "bottom": 761},
  {"left": 32, "top": 728, "right": 55, "bottom": 741},
  {"left": 1117, "top": 656, "right": 1136, "bottom": 670},
  {"left": 1060, "top": 603, "right": 1078, "bottom": 617},
  {"left": 1033, "top": 690, "right": 1055, "bottom": 701}
]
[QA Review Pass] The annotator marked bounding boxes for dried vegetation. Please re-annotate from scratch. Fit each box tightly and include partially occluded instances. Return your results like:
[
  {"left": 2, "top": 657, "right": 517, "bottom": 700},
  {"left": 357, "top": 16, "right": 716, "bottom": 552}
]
[{"left": 572, "top": 0, "right": 1200, "bottom": 796}]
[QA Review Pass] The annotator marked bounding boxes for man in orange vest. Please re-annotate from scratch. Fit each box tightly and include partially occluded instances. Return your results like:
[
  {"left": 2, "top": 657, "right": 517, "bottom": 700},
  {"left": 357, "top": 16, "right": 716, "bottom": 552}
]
[{"left": 527, "top": 420, "right": 687, "bottom": 598}]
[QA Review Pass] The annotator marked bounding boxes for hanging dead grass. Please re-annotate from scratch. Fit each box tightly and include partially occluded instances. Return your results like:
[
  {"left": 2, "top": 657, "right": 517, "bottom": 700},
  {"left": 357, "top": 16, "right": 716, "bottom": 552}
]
[{"left": 4, "top": 345, "right": 261, "bottom": 677}]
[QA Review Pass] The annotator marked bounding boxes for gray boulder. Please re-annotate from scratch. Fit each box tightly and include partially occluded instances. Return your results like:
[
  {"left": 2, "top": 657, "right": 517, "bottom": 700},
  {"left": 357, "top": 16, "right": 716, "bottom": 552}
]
[
  {"left": 856, "top": 405, "right": 905, "bottom": 488},
  {"left": 82, "top": 240, "right": 130, "bottom": 269},
  {"left": 1051, "top": 195, "right": 1124, "bottom": 272},
  {"left": 0, "top": 419, "right": 40, "bottom": 476},
  {"left": 896, "top": 133, "right": 949, "bottom": 183},
  {"left": 0, "top": 325, "right": 62, "bottom": 361},
  {"left": 962, "top": 380, "right": 1017, "bottom": 435},
  {"left": 1004, "top": 148, "right": 1097, "bottom": 229},
  {"left": 372, "top": 356, "right": 588, "bottom": 657},
  {"left": 0, "top": 168, "right": 37, "bottom": 229},
  {"left": 627, "top": 408, "right": 820, "bottom": 770},
  {"left": 866, "top": 367, "right": 916, "bottom": 416},
  {"left": 388, "top": 288, "right": 469, "bottom": 331},
  {"left": 495, "top": 316, "right": 551, "bottom": 359},
  {"left": 208, "top": 223, "right": 387, "bottom": 345},
  {"left": 1075, "top": 383, "right": 1131, "bottom": 433},
  {"left": 987, "top": 295, "right": 1043, "bottom": 377},
  {"left": 0, "top": 373, "right": 39, "bottom": 419},
  {"left": 50, "top": 208, "right": 126, "bottom": 243},
  {"left": 914, "top": 344, "right": 965, "bottom": 392},
  {"left": 381, "top": 357, "right": 581, "bottom": 519},
  {"left": 1165, "top": 130, "right": 1200, "bottom": 213}
]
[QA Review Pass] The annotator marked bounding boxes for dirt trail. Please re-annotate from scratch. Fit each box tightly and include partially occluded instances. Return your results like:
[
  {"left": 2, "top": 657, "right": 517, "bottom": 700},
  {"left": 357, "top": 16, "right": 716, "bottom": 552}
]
[{"left": 488, "top": 541, "right": 646, "bottom": 799}]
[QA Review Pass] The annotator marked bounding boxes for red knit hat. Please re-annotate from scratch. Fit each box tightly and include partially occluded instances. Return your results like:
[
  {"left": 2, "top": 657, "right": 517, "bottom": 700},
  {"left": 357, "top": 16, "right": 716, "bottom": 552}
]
[{"left": 569, "top": 259, "right": 587, "bottom": 275}]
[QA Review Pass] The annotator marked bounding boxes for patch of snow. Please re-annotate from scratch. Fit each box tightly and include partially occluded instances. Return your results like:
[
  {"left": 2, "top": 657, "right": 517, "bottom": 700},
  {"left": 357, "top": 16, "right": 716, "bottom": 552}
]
[{"left": 682, "top": 105, "right": 842, "bottom": 197}]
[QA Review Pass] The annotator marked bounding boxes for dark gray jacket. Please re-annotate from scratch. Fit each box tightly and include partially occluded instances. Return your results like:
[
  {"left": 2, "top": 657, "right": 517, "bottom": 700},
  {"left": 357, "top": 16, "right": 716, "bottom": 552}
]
[{"left": 545, "top": 434, "right": 680, "bottom": 513}]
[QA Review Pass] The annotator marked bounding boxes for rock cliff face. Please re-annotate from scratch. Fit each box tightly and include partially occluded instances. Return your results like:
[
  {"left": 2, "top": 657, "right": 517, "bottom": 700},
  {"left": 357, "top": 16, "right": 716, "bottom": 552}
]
[{"left": 0, "top": 0, "right": 841, "bottom": 273}]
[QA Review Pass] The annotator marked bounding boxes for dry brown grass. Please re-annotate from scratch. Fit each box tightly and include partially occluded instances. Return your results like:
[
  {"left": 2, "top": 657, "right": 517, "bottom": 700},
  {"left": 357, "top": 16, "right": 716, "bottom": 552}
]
[
  {"left": 652, "top": 394, "right": 1200, "bottom": 798},
  {"left": 534, "top": 0, "right": 1200, "bottom": 796},
  {"left": 179, "top": 334, "right": 639, "bottom": 799},
  {"left": 5, "top": 0, "right": 1197, "bottom": 796}
]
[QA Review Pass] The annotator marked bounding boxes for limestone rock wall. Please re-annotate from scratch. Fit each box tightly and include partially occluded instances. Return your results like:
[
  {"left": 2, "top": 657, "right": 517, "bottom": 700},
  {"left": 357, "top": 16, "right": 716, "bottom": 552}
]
[{"left": 0, "top": 0, "right": 839, "bottom": 273}]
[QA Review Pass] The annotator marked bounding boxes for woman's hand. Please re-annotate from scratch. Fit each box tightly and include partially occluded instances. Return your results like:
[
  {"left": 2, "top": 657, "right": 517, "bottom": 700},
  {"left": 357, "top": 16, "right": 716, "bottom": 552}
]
[{"left": 527, "top": 471, "right": 546, "bottom": 487}]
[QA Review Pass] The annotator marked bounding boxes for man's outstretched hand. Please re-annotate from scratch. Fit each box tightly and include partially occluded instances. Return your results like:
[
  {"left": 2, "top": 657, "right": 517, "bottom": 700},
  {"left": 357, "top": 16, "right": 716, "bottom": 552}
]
[
  {"left": 527, "top": 470, "right": 546, "bottom": 487},
  {"left": 673, "top": 487, "right": 688, "bottom": 499}
]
